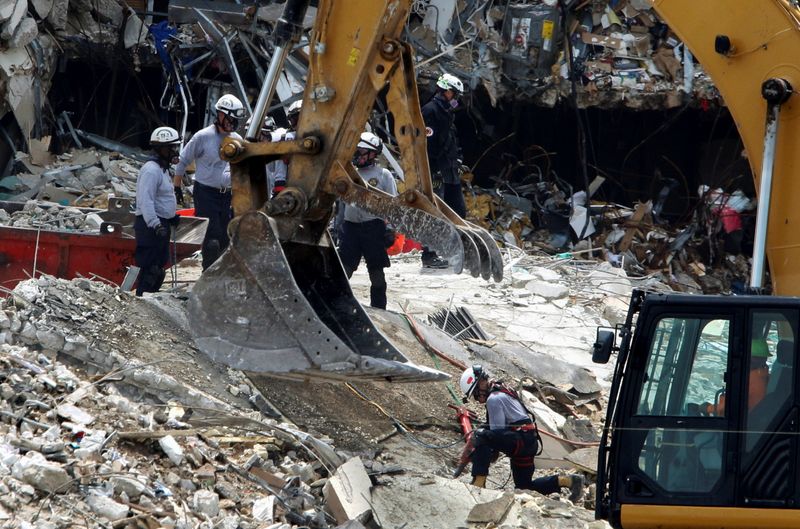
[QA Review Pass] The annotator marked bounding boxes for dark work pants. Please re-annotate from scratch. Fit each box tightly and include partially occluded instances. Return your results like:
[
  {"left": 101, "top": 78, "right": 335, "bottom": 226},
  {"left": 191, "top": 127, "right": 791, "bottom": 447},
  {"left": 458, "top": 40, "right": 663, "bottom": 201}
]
[
  {"left": 338, "top": 219, "right": 389, "bottom": 309},
  {"left": 422, "top": 182, "right": 466, "bottom": 262},
  {"left": 194, "top": 182, "right": 232, "bottom": 270},
  {"left": 134, "top": 216, "right": 170, "bottom": 296},
  {"left": 471, "top": 428, "right": 559, "bottom": 494}
]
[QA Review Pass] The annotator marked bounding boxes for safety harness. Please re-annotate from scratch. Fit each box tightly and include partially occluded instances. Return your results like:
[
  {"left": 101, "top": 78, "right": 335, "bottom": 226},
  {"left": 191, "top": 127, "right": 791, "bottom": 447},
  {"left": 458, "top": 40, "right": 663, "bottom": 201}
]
[{"left": 489, "top": 383, "right": 544, "bottom": 457}]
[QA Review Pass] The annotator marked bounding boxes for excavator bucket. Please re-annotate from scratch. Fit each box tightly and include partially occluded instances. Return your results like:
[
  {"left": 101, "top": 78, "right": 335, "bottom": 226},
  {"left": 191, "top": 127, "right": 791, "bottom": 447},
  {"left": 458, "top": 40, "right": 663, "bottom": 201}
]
[
  {"left": 187, "top": 0, "right": 502, "bottom": 383},
  {"left": 188, "top": 211, "right": 449, "bottom": 382}
]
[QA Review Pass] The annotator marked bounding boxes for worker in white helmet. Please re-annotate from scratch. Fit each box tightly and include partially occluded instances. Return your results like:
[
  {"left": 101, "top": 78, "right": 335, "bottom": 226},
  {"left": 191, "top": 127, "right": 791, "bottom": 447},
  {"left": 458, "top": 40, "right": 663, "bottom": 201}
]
[
  {"left": 337, "top": 132, "right": 398, "bottom": 309},
  {"left": 174, "top": 93, "right": 245, "bottom": 269},
  {"left": 459, "top": 365, "right": 584, "bottom": 502},
  {"left": 134, "top": 126, "right": 182, "bottom": 296},
  {"left": 420, "top": 72, "right": 466, "bottom": 270}
]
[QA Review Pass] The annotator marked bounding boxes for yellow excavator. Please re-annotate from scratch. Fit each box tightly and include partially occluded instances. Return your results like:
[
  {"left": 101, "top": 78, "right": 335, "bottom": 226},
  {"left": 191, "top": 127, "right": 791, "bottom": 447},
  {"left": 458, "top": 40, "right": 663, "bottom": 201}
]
[
  {"left": 187, "top": 0, "right": 503, "bottom": 383},
  {"left": 592, "top": 1, "right": 800, "bottom": 527}
]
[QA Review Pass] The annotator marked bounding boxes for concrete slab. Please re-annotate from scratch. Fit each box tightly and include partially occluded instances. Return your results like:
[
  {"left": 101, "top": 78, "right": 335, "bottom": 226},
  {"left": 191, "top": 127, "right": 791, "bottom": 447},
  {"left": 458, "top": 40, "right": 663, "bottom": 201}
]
[
  {"left": 323, "top": 457, "right": 372, "bottom": 525},
  {"left": 467, "top": 491, "right": 515, "bottom": 523},
  {"left": 372, "top": 474, "right": 507, "bottom": 528},
  {"left": 0, "top": 0, "right": 26, "bottom": 40}
]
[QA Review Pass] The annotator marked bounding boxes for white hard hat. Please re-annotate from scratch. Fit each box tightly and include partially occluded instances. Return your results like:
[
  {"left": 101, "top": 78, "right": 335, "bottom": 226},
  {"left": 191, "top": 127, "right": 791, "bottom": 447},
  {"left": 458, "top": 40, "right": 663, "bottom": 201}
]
[
  {"left": 245, "top": 115, "right": 276, "bottom": 134},
  {"left": 150, "top": 126, "right": 181, "bottom": 146},
  {"left": 286, "top": 99, "right": 303, "bottom": 118},
  {"left": 356, "top": 132, "right": 382, "bottom": 153},
  {"left": 436, "top": 73, "right": 464, "bottom": 94},
  {"left": 215, "top": 94, "right": 246, "bottom": 118},
  {"left": 459, "top": 365, "right": 485, "bottom": 400}
]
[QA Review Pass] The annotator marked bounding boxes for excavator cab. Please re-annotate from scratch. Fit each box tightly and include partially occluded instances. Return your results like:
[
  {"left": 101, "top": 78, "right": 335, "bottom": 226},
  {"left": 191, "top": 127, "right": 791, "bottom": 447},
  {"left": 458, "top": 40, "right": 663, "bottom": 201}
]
[
  {"left": 187, "top": 0, "right": 502, "bottom": 382},
  {"left": 594, "top": 290, "right": 800, "bottom": 529}
]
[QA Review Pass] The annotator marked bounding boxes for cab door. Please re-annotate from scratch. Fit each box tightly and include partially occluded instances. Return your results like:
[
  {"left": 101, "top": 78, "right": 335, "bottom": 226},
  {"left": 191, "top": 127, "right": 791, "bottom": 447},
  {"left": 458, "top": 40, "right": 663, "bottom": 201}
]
[
  {"left": 737, "top": 309, "right": 799, "bottom": 508},
  {"left": 612, "top": 309, "right": 740, "bottom": 511}
]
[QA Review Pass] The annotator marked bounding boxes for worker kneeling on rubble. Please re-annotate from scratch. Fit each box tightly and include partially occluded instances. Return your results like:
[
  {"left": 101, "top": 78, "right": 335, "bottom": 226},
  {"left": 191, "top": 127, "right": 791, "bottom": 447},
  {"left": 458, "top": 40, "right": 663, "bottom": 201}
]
[
  {"left": 461, "top": 365, "right": 584, "bottom": 500},
  {"left": 338, "top": 132, "right": 397, "bottom": 310},
  {"left": 134, "top": 126, "right": 182, "bottom": 296}
]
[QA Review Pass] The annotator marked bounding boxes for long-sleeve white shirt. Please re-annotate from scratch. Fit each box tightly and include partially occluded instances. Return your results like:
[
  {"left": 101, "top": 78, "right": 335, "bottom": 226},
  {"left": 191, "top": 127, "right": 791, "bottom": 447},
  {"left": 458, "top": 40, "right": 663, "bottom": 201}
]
[
  {"left": 175, "top": 124, "right": 241, "bottom": 188},
  {"left": 135, "top": 160, "right": 177, "bottom": 228}
]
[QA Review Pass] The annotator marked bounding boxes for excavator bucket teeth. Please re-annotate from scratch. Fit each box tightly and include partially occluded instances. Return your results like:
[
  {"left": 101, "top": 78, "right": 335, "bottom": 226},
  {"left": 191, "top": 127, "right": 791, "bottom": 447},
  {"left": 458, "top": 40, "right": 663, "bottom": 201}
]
[
  {"left": 188, "top": 211, "right": 448, "bottom": 382},
  {"left": 470, "top": 224, "right": 504, "bottom": 282},
  {"left": 456, "top": 227, "right": 482, "bottom": 278},
  {"left": 464, "top": 227, "right": 492, "bottom": 280}
]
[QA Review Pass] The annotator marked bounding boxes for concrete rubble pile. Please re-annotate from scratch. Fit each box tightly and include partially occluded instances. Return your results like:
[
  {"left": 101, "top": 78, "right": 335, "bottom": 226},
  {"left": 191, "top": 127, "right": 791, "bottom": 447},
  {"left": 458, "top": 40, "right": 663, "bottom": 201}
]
[
  {"left": 0, "top": 273, "right": 615, "bottom": 527},
  {"left": 0, "top": 145, "right": 148, "bottom": 206},
  {"left": 0, "top": 200, "right": 102, "bottom": 232},
  {"left": 410, "top": 0, "right": 718, "bottom": 107},
  {"left": 0, "top": 281, "right": 340, "bottom": 529}
]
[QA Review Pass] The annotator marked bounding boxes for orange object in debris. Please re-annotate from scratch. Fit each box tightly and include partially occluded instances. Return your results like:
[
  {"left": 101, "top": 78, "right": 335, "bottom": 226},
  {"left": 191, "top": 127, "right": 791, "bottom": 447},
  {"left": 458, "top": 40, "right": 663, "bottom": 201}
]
[
  {"left": 402, "top": 236, "right": 422, "bottom": 253},
  {"left": 387, "top": 232, "right": 405, "bottom": 255},
  {"left": 177, "top": 208, "right": 196, "bottom": 216}
]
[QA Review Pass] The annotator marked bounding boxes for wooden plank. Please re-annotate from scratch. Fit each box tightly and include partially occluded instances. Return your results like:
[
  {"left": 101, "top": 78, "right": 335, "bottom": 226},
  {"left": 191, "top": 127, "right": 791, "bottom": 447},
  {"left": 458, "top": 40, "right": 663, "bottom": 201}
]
[{"left": 618, "top": 202, "right": 648, "bottom": 252}]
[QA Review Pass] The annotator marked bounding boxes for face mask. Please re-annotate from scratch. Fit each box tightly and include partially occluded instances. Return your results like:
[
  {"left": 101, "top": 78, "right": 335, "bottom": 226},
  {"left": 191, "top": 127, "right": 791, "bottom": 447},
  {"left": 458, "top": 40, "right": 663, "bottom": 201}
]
[{"left": 449, "top": 98, "right": 459, "bottom": 110}]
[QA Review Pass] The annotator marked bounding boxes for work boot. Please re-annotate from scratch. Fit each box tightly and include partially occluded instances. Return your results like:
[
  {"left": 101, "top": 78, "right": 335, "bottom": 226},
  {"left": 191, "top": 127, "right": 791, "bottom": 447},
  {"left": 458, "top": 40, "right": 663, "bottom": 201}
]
[
  {"left": 422, "top": 256, "right": 449, "bottom": 269},
  {"left": 471, "top": 475, "right": 487, "bottom": 488},
  {"left": 568, "top": 474, "right": 584, "bottom": 503}
]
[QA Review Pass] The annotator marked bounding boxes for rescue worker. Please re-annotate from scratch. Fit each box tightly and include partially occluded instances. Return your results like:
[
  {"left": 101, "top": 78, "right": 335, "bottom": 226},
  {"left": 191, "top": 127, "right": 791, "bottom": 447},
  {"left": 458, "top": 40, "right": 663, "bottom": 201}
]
[
  {"left": 174, "top": 94, "right": 245, "bottom": 270},
  {"left": 701, "top": 338, "right": 771, "bottom": 416},
  {"left": 460, "top": 365, "right": 584, "bottom": 500},
  {"left": 270, "top": 99, "right": 303, "bottom": 197},
  {"left": 420, "top": 73, "right": 465, "bottom": 269},
  {"left": 338, "top": 132, "right": 397, "bottom": 309},
  {"left": 134, "top": 126, "right": 181, "bottom": 296}
]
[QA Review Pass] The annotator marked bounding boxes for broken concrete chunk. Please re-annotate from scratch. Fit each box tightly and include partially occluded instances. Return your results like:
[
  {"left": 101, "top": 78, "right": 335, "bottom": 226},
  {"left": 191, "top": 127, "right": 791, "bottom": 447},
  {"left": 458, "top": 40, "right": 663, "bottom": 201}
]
[
  {"left": 12, "top": 456, "right": 71, "bottom": 494},
  {"left": 0, "top": 0, "right": 26, "bottom": 40},
  {"left": 76, "top": 166, "right": 108, "bottom": 189},
  {"left": 47, "top": 0, "right": 68, "bottom": 29},
  {"left": 467, "top": 491, "right": 515, "bottom": 523},
  {"left": 323, "top": 457, "right": 372, "bottom": 525},
  {"left": 30, "top": 0, "right": 53, "bottom": 19},
  {"left": 87, "top": 494, "right": 130, "bottom": 521},
  {"left": 525, "top": 280, "right": 569, "bottom": 300},
  {"left": 35, "top": 330, "right": 65, "bottom": 352},
  {"left": 111, "top": 476, "right": 147, "bottom": 499},
  {"left": 192, "top": 490, "right": 220, "bottom": 517},
  {"left": 252, "top": 495, "right": 275, "bottom": 522},
  {"left": 8, "top": 17, "right": 38, "bottom": 48},
  {"left": 158, "top": 435, "right": 184, "bottom": 465},
  {"left": 56, "top": 404, "right": 94, "bottom": 425}
]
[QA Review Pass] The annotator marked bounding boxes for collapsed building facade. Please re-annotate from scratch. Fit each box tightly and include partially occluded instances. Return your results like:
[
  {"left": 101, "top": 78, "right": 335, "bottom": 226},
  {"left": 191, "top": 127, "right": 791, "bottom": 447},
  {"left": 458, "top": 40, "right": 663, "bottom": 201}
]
[{"left": 0, "top": 0, "right": 755, "bottom": 293}]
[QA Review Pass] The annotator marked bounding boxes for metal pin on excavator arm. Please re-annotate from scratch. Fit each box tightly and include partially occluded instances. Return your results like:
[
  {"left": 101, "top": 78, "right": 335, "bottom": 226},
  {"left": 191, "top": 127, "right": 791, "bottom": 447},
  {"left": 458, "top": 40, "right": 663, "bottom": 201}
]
[{"left": 188, "top": 0, "right": 502, "bottom": 382}]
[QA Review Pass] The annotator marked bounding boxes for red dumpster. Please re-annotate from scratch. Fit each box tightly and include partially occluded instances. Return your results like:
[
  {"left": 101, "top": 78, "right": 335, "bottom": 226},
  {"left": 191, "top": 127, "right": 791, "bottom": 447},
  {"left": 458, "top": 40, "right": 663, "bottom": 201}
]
[{"left": 0, "top": 201, "right": 206, "bottom": 289}]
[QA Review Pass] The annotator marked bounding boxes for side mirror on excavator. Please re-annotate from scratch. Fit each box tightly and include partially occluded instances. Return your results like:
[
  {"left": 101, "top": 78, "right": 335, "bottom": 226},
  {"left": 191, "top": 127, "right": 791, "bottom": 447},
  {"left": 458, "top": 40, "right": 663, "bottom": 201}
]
[{"left": 592, "top": 329, "right": 615, "bottom": 364}]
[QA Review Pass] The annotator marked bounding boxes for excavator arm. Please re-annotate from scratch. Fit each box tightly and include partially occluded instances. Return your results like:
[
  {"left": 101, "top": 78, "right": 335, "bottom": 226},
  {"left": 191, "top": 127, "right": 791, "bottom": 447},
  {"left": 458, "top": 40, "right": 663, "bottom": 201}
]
[
  {"left": 653, "top": 0, "right": 800, "bottom": 294},
  {"left": 188, "top": 0, "right": 502, "bottom": 382}
]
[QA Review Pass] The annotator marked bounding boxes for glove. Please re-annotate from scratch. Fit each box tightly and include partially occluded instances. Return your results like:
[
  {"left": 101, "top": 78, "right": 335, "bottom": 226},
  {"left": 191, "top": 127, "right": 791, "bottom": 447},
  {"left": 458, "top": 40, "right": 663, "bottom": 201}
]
[
  {"left": 431, "top": 177, "right": 443, "bottom": 190},
  {"left": 383, "top": 227, "right": 396, "bottom": 249},
  {"left": 174, "top": 186, "right": 184, "bottom": 206},
  {"left": 168, "top": 215, "right": 181, "bottom": 227},
  {"left": 154, "top": 223, "right": 169, "bottom": 238}
]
